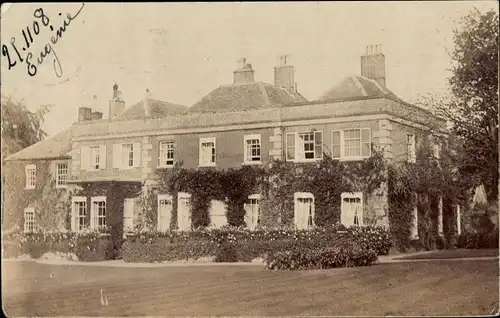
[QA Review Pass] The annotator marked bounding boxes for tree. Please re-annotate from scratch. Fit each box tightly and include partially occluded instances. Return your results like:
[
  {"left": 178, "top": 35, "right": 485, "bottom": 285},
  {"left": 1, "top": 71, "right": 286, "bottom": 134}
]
[
  {"left": 1, "top": 95, "right": 51, "bottom": 160},
  {"left": 425, "top": 9, "right": 499, "bottom": 201}
]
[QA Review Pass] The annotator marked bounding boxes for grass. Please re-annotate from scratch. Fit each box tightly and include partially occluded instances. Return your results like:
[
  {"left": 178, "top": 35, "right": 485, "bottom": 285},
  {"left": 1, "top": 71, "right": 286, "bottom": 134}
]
[
  {"left": 2, "top": 259, "right": 498, "bottom": 316},
  {"left": 393, "top": 248, "right": 499, "bottom": 260}
]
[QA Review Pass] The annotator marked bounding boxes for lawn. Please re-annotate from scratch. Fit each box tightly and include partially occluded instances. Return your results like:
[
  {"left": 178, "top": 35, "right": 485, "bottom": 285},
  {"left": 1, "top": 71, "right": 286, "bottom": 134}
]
[
  {"left": 2, "top": 259, "right": 498, "bottom": 316},
  {"left": 393, "top": 249, "right": 499, "bottom": 260}
]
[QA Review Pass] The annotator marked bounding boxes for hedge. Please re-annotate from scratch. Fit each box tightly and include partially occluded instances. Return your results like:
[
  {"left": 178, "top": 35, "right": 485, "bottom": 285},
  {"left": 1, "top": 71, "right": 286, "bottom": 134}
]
[
  {"left": 457, "top": 230, "right": 499, "bottom": 249},
  {"left": 121, "top": 225, "right": 392, "bottom": 263},
  {"left": 2, "top": 230, "right": 115, "bottom": 262},
  {"left": 265, "top": 239, "right": 378, "bottom": 270}
]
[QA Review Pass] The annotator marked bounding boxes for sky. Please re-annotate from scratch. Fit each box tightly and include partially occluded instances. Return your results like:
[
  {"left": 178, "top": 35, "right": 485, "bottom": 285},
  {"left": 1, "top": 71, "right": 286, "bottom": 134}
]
[{"left": 1, "top": 1, "right": 498, "bottom": 136}]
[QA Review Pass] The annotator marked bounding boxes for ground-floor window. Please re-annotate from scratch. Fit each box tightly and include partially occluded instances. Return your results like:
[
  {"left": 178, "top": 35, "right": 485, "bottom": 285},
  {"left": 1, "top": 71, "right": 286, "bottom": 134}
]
[
  {"left": 72, "top": 197, "right": 88, "bottom": 232},
  {"left": 244, "top": 194, "right": 261, "bottom": 230},
  {"left": 157, "top": 194, "right": 173, "bottom": 231},
  {"left": 123, "top": 198, "right": 135, "bottom": 234},
  {"left": 24, "top": 207, "right": 35, "bottom": 233},
  {"left": 91, "top": 196, "right": 107, "bottom": 229},
  {"left": 294, "top": 192, "right": 315, "bottom": 229},
  {"left": 340, "top": 192, "right": 363, "bottom": 226},
  {"left": 177, "top": 192, "right": 192, "bottom": 231}
]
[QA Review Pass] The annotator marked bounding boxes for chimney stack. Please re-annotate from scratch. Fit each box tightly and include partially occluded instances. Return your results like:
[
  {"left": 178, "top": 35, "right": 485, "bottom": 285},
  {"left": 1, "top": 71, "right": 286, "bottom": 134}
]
[
  {"left": 90, "top": 111, "right": 103, "bottom": 120},
  {"left": 78, "top": 107, "right": 92, "bottom": 122},
  {"left": 144, "top": 88, "right": 152, "bottom": 117},
  {"left": 233, "top": 58, "right": 255, "bottom": 84},
  {"left": 274, "top": 55, "right": 295, "bottom": 94},
  {"left": 361, "top": 44, "right": 386, "bottom": 87},
  {"left": 108, "top": 83, "right": 125, "bottom": 120}
]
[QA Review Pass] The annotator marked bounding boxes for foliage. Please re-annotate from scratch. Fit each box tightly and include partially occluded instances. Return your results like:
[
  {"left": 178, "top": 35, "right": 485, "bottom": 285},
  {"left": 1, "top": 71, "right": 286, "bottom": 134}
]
[
  {"left": 214, "top": 243, "right": 238, "bottom": 263},
  {"left": 264, "top": 239, "right": 378, "bottom": 270},
  {"left": 457, "top": 230, "right": 499, "bottom": 249},
  {"left": 1, "top": 229, "right": 114, "bottom": 261},
  {"left": 1, "top": 94, "right": 51, "bottom": 160},
  {"left": 421, "top": 9, "right": 499, "bottom": 200},
  {"left": 388, "top": 141, "right": 470, "bottom": 252},
  {"left": 120, "top": 225, "right": 391, "bottom": 263}
]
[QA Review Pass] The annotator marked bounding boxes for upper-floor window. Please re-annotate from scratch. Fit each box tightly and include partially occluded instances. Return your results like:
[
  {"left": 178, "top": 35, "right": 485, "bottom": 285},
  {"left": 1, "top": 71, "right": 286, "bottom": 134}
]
[
  {"left": 244, "top": 134, "right": 261, "bottom": 164},
  {"left": 286, "top": 131, "right": 323, "bottom": 162},
  {"left": 159, "top": 141, "right": 175, "bottom": 168},
  {"left": 81, "top": 145, "right": 106, "bottom": 170},
  {"left": 25, "top": 164, "right": 36, "bottom": 189},
  {"left": 199, "top": 137, "right": 216, "bottom": 167},
  {"left": 407, "top": 134, "right": 416, "bottom": 163},
  {"left": 122, "top": 144, "right": 134, "bottom": 168},
  {"left": 112, "top": 143, "right": 141, "bottom": 169},
  {"left": 56, "top": 163, "right": 68, "bottom": 188},
  {"left": 24, "top": 207, "right": 35, "bottom": 233},
  {"left": 332, "top": 129, "right": 371, "bottom": 160}
]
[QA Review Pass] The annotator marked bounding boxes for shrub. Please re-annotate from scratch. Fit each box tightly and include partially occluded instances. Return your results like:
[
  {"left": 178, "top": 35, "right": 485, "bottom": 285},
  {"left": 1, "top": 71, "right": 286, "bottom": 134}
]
[
  {"left": 457, "top": 230, "right": 499, "bottom": 249},
  {"left": 265, "top": 239, "right": 378, "bottom": 270},
  {"left": 214, "top": 243, "right": 238, "bottom": 262},
  {"left": 121, "top": 239, "right": 216, "bottom": 263}
]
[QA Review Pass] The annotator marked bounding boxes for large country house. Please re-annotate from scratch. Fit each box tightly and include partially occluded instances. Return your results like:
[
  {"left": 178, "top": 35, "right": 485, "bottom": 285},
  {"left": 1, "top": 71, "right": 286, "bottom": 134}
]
[{"left": 3, "top": 48, "right": 446, "bottom": 242}]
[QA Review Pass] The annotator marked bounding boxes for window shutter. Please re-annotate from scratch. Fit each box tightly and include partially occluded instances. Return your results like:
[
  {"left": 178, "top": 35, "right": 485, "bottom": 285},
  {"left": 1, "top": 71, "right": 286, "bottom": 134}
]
[
  {"left": 70, "top": 202, "right": 76, "bottom": 231},
  {"left": 296, "top": 135, "right": 305, "bottom": 160},
  {"left": 113, "top": 144, "right": 122, "bottom": 169},
  {"left": 361, "top": 129, "right": 371, "bottom": 157},
  {"left": 89, "top": 202, "right": 95, "bottom": 229},
  {"left": 314, "top": 131, "right": 323, "bottom": 159},
  {"left": 99, "top": 145, "right": 107, "bottom": 169},
  {"left": 80, "top": 146, "right": 90, "bottom": 171},
  {"left": 286, "top": 133, "right": 295, "bottom": 160},
  {"left": 332, "top": 131, "right": 341, "bottom": 158},
  {"left": 294, "top": 198, "right": 300, "bottom": 229},
  {"left": 133, "top": 143, "right": 141, "bottom": 168}
]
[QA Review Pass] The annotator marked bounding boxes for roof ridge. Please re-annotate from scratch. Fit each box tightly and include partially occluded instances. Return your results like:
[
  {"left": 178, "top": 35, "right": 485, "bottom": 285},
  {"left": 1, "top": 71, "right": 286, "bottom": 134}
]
[
  {"left": 351, "top": 75, "right": 368, "bottom": 97},
  {"left": 358, "top": 75, "right": 389, "bottom": 95},
  {"left": 258, "top": 82, "right": 272, "bottom": 106}
]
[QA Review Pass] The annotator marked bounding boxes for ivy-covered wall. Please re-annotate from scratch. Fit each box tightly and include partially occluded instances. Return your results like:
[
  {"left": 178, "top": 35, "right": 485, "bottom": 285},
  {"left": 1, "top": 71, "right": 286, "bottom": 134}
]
[
  {"left": 3, "top": 159, "right": 71, "bottom": 231},
  {"left": 70, "top": 181, "right": 142, "bottom": 249}
]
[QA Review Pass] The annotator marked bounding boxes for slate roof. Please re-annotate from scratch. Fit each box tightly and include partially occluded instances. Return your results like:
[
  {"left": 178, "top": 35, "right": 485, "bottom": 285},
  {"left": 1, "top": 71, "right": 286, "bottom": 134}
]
[
  {"left": 188, "top": 82, "right": 307, "bottom": 113},
  {"left": 5, "top": 128, "right": 72, "bottom": 161},
  {"left": 115, "top": 98, "right": 187, "bottom": 120},
  {"left": 318, "top": 75, "right": 403, "bottom": 102}
]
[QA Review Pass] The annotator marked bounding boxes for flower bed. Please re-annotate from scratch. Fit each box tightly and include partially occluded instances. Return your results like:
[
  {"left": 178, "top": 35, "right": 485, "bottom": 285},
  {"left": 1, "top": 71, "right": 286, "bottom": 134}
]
[
  {"left": 121, "top": 225, "right": 391, "bottom": 263},
  {"left": 2, "top": 229, "right": 115, "bottom": 262},
  {"left": 265, "top": 239, "right": 378, "bottom": 270}
]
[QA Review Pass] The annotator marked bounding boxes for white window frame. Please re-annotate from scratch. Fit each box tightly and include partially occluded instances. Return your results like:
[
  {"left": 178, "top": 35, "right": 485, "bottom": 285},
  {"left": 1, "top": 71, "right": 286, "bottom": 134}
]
[
  {"left": 123, "top": 198, "right": 135, "bottom": 235},
  {"left": 25, "top": 164, "right": 36, "bottom": 189},
  {"left": 157, "top": 194, "right": 173, "bottom": 232},
  {"left": 294, "top": 192, "right": 315, "bottom": 230},
  {"left": 122, "top": 143, "right": 134, "bottom": 169},
  {"left": 71, "top": 196, "right": 88, "bottom": 232},
  {"left": 332, "top": 129, "right": 371, "bottom": 161},
  {"left": 158, "top": 140, "right": 175, "bottom": 168},
  {"left": 89, "top": 145, "right": 102, "bottom": 170},
  {"left": 91, "top": 196, "right": 107, "bottom": 230},
  {"left": 55, "top": 162, "right": 68, "bottom": 188},
  {"left": 177, "top": 192, "right": 192, "bottom": 231},
  {"left": 24, "top": 207, "right": 35, "bottom": 233},
  {"left": 407, "top": 134, "right": 416, "bottom": 163},
  {"left": 285, "top": 131, "right": 323, "bottom": 162},
  {"left": 243, "top": 134, "right": 262, "bottom": 165},
  {"left": 340, "top": 192, "right": 364, "bottom": 226},
  {"left": 199, "top": 137, "right": 216, "bottom": 167},
  {"left": 244, "top": 194, "right": 261, "bottom": 230}
]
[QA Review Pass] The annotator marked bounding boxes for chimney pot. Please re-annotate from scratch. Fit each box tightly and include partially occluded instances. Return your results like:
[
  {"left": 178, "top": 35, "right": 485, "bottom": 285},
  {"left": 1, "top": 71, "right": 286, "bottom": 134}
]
[{"left": 109, "top": 84, "right": 125, "bottom": 120}]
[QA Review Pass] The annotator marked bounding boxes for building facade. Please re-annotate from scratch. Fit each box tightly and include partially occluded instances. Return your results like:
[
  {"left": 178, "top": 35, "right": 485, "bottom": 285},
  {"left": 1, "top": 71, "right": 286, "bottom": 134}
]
[{"left": 3, "top": 50, "right": 446, "bottom": 241}]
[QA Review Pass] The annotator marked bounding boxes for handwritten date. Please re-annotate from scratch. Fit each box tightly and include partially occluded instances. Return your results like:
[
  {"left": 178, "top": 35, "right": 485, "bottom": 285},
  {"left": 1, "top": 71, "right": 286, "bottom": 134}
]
[{"left": 2, "top": 3, "right": 85, "bottom": 78}]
